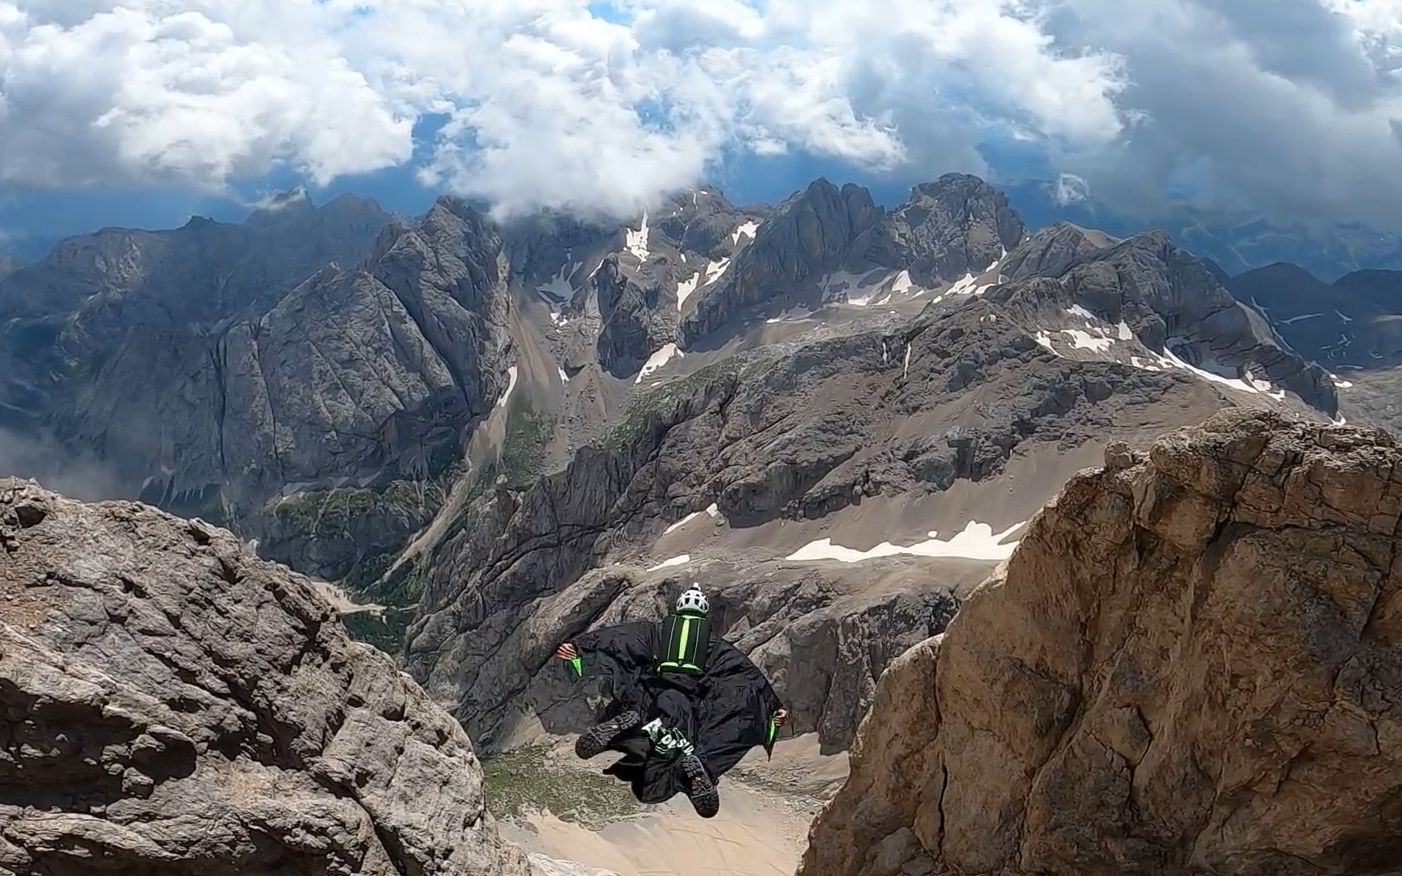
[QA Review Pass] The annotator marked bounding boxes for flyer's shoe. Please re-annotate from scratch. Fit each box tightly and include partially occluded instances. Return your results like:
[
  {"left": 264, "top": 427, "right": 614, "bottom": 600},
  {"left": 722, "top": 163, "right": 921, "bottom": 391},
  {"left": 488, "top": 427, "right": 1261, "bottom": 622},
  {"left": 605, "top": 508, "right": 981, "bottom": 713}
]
[
  {"left": 575, "top": 710, "right": 642, "bottom": 760},
  {"left": 681, "top": 753, "right": 719, "bottom": 818}
]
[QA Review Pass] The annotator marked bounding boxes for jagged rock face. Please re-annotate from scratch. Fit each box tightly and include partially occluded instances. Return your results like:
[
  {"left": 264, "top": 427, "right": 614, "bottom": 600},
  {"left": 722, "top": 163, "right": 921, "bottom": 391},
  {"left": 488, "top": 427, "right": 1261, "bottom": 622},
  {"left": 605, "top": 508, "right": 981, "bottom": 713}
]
[
  {"left": 405, "top": 293, "right": 1235, "bottom": 751},
  {"left": 683, "top": 180, "right": 880, "bottom": 340},
  {"left": 531, "top": 189, "right": 755, "bottom": 377},
  {"left": 857, "top": 174, "right": 1025, "bottom": 286},
  {"left": 990, "top": 232, "right": 1339, "bottom": 415},
  {"left": 0, "top": 479, "right": 531, "bottom": 876},
  {"left": 1000, "top": 223, "right": 1114, "bottom": 282},
  {"left": 0, "top": 196, "right": 389, "bottom": 434},
  {"left": 653, "top": 189, "right": 759, "bottom": 259},
  {"left": 593, "top": 255, "right": 683, "bottom": 378},
  {"left": 499, "top": 212, "right": 612, "bottom": 293},
  {"left": 56, "top": 198, "right": 511, "bottom": 527},
  {"left": 802, "top": 410, "right": 1402, "bottom": 876}
]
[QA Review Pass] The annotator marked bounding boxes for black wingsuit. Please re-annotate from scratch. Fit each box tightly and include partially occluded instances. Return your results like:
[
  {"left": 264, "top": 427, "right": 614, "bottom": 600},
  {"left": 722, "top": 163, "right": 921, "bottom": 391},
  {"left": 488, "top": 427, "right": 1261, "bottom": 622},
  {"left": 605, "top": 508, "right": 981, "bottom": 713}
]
[{"left": 566, "top": 617, "right": 784, "bottom": 805}]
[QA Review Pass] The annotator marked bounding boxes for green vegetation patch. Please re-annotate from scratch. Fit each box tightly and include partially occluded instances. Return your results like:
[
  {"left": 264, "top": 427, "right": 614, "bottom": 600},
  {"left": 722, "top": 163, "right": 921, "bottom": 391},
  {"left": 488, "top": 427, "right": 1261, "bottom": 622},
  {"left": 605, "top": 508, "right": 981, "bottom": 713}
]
[
  {"left": 499, "top": 399, "right": 549, "bottom": 489},
  {"left": 481, "top": 744, "right": 640, "bottom": 827},
  {"left": 601, "top": 352, "right": 761, "bottom": 452},
  {"left": 271, "top": 480, "right": 443, "bottom": 534},
  {"left": 357, "top": 551, "right": 430, "bottom": 608},
  {"left": 341, "top": 606, "right": 417, "bottom": 654}
]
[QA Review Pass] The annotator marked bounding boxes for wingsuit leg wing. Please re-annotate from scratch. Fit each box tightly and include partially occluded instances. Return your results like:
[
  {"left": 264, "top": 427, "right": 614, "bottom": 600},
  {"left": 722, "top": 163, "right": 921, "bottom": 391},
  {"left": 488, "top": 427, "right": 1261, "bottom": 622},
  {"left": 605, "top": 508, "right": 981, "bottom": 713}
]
[{"left": 693, "top": 640, "right": 785, "bottom": 780}]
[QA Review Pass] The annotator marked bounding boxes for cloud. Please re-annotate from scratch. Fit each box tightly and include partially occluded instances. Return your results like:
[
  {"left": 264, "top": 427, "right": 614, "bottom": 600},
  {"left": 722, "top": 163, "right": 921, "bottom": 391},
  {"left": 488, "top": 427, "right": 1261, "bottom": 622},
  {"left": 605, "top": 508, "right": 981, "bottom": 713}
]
[
  {"left": 1052, "top": 173, "right": 1091, "bottom": 205},
  {"left": 0, "top": 2, "right": 414, "bottom": 191},
  {"left": 1044, "top": 0, "right": 1402, "bottom": 228},
  {"left": 1, "top": 0, "right": 1401, "bottom": 228},
  {"left": 0, "top": 425, "right": 127, "bottom": 501}
]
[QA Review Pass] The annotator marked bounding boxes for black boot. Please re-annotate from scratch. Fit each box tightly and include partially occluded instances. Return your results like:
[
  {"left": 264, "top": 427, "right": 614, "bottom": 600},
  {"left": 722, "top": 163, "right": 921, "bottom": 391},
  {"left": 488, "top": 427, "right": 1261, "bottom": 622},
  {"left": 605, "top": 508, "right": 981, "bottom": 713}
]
[
  {"left": 681, "top": 753, "right": 719, "bottom": 818},
  {"left": 575, "top": 710, "right": 642, "bottom": 760}
]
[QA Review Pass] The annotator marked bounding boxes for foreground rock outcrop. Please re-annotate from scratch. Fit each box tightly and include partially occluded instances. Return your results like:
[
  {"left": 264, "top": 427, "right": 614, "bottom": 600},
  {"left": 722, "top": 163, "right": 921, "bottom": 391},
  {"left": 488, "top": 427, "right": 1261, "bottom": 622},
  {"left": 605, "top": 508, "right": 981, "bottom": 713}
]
[
  {"left": 0, "top": 479, "right": 531, "bottom": 876},
  {"left": 802, "top": 410, "right": 1402, "bottom": 876}
]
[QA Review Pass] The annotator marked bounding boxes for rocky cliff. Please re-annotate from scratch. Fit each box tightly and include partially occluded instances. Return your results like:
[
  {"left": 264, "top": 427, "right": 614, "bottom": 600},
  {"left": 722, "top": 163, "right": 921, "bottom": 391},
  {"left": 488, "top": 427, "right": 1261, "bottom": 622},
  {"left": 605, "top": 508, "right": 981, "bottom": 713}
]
[
  {"left": 0, "top": 478, "right": 532, "bottom": 876},
  {"left": 801, "top": 410, "right": 1402, "bottom": 876}
]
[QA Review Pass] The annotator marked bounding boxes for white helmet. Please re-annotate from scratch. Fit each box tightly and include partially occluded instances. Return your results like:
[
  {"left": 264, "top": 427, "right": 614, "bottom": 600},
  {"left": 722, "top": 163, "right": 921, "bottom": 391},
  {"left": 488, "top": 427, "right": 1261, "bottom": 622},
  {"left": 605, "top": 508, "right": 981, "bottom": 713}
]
[{"left": 675, "top": 584, "right": 709, "bottom": 616}]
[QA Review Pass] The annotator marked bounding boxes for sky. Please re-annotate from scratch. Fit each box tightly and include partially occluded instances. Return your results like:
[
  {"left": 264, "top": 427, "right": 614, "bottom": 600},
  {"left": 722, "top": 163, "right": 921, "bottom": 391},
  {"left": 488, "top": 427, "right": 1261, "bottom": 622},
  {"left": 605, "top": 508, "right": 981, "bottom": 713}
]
[{"left": 2, "top": 0, "right": 1402, "bottom": 253}]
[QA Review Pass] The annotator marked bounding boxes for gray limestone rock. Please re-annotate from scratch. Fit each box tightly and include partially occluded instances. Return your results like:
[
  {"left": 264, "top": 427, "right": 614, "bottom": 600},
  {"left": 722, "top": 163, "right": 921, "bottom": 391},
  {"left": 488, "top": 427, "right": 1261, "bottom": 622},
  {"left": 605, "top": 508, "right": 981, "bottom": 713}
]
[{"left": 0, "top": 478, "right": 532, "bottom": 876}]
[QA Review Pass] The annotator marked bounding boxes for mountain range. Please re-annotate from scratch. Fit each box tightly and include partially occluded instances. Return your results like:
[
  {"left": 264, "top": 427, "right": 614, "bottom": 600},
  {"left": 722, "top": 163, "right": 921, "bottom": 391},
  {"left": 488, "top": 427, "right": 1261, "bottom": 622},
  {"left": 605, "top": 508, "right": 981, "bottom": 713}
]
[
  {"left": 2, "top": 171, "right": 1399, "bottom": 707},
  {"left": 4, "top": 168, "right": 1402, "bottom": 875},
  {"left": 1007, "top": 178, "right": 1402, "bottom": 281}
]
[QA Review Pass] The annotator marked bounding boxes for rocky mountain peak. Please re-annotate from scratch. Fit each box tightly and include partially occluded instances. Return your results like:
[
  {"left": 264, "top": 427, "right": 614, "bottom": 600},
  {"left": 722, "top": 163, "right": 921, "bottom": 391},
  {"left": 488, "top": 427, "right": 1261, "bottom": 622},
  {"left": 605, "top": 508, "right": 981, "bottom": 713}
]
[
  {"left": 245, "top": 187, "right": 318, "bottom": 226},
  {"left": 854, "top": 173, "right": 1025, "bottom": 288},
  {"left": 986, "top": 229, "right": 1340, "bottom": 415},
  {"left": 681, "top": 178, "right": 882, "bottom": 340},
  {"left": 999, "top": 222, "right": 1112, "bottom": 281},
  {"left": 802, "top": 410, "right": 1402, "bottom": 876}
]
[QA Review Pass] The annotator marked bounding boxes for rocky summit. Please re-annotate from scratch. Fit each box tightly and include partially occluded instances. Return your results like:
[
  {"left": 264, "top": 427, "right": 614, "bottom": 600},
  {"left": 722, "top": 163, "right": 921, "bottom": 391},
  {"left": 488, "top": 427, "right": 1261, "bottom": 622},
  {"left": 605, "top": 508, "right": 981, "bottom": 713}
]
[{"left": 802, "top": 410, "right": 1402, "bottom": 876}]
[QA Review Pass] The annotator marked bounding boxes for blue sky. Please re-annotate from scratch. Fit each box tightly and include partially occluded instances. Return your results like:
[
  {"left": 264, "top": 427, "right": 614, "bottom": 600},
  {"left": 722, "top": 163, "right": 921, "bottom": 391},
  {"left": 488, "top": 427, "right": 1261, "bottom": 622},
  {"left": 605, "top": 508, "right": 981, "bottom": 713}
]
[{"left": 3, "top": 0, "right": 1401, "bottom": 256}]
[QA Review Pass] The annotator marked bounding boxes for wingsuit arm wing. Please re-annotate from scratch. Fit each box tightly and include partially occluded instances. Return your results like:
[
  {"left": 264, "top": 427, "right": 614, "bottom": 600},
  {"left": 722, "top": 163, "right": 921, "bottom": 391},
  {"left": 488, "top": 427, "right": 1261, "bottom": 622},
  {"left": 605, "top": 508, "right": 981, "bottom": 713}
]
[
  {"left": 694, "top": 639, "right": 785, "bottom": 778},
  {"left": 566, "top": 621, "right": 656, "bottom": 686}
]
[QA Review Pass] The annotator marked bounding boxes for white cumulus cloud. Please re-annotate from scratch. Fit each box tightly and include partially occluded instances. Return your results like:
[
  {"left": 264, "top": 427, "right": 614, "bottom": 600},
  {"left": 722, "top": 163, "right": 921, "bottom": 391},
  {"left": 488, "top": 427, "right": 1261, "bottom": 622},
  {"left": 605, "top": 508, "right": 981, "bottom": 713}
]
[{"left": 1, "top": 0, "right": 1401, "bottom": 228}]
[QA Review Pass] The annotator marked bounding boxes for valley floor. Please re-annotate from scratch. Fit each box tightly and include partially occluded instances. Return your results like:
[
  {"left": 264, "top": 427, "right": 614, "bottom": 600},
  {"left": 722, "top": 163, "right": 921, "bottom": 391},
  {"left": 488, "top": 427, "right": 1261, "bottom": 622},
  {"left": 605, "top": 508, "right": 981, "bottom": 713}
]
[{"left": 494, "top": 735, "right": 848, "bottom": 876}]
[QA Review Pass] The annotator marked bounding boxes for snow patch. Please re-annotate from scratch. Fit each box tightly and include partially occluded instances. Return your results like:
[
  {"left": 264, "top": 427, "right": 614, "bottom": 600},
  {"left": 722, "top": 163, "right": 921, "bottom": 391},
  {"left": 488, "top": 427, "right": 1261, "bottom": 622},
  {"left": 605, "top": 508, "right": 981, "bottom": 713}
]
[
  {"left": 786, "top": 520, "right": 1024, "bottom": 564},
  {"left": 676, "top": 271, "right": 703, "bottom": 309},
  {"left": 1281, "top": 312, "right": 1324, "bottom": 325},
  {"left": 887, "top": 270, "right": 916, "bottom": 297},
  {"left": 1130, "top": 356, "right": 1163, "bottom": 372},
  {"left": 1334, "top": 377, "right": 1354, "bottom": 388},
  {"left": 1336, "top": 309, "right": 1353, "bottom": 324},
  {"left": 1116, "top": 321, "right": 1134, "bottom": 341},
  {"left": 636, "top": 343, "right": 683, "bottom": 383},
  {"left": 660, "top": 503, "right": 721, "bottom": 536},
  {"left": 663, "top": 511, "right": 703, "bottom": 536},
  {"left": 705, "top": 257, "right": 731, "bottom": 286},
  {"left": 1155, "top": 344, "right": 1280, "bottom": 398},
  {"left": 558, "top": 367, "right": 570, "bottom": 383},
  {"left": 946, "top": 272, "right": 979, "bottom": 296},
  {"left": 903, "top": 343, "right": 912, "bottom": 377},
  {"left": 1067, "top": 305, "right": 1098, "bottom": 322},
  {"left": 496, "top": 366, "right": 519, "bottom": 409},
  {"left": 648, "top": 554, "right": 691, "bottom": 571},
  {"left": 731, "top": 220, "right": 760, "bottom": 245},
  {"left": 625, "top": 212, "right": 651, "bottom": 261},
  {"left": 1035, "top": 331, "right": 1061, "bottom": 355},
  {"left": 538, "top": 262, "right": 578, "bottom": 299},
  {"left": 1062, "top": 329, "right": 1114, "bottom": 352},
  {"left": 821, "top": 270, "right": 878, "bottom": 305},
  {"left": 1333, "top": 413, "right": 1348, "bottom": 426}
]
